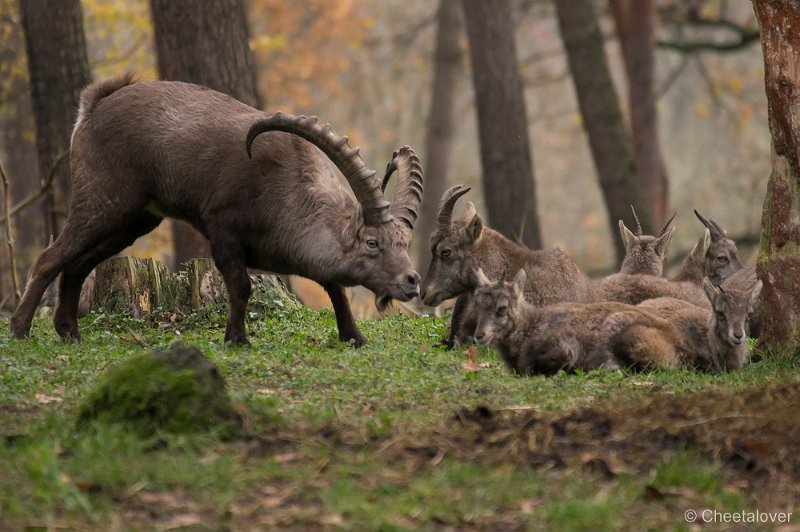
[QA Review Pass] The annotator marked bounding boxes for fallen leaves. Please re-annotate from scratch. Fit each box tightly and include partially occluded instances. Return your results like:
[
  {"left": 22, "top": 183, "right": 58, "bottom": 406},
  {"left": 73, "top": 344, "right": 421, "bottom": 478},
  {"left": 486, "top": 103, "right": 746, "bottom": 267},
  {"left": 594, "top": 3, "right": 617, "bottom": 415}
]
[{"left": 462, "top": 345, "right": 491, "bottom": 372}]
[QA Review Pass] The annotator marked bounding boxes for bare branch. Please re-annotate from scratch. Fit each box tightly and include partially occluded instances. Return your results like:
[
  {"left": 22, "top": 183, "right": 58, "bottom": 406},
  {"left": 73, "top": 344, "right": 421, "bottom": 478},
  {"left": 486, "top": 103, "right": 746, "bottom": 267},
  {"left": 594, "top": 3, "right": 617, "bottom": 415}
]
[
  {"left": 0, "top": 150, "right": 67, "bottom": 225},
  {"left": 0, "top": 157, "right": 20, "bottom": 305}
]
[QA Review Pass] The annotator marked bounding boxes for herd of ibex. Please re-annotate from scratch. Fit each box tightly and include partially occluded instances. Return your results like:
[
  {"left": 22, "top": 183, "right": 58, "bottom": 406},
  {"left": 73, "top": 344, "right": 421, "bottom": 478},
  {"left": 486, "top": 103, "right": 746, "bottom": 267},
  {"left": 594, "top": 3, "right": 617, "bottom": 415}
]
[{"left": 10, "top": 77, "right": 764, "bottom": 375}]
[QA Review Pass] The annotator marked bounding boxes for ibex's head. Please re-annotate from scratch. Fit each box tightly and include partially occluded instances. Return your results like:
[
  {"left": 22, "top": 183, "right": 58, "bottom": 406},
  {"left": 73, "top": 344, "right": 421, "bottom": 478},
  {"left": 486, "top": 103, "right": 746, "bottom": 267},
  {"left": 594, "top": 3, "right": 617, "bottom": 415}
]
[
  {"left": 420, "top": 185, "right": 484, "bottom": 306},
  {"left": 247, "top": 114, "right": 423, "bottom": 309},
  {"left": 703, "top": 277, "right": 762, "bottom": 347},
  {"left": 618, "top": 206, "right": 676, "bottom": 276},
  {"left": 694, "top": 210, "right": 743, "bottom": 285},
  {"left": 473, "top": 268, "right": 525, "bottom": 346}
]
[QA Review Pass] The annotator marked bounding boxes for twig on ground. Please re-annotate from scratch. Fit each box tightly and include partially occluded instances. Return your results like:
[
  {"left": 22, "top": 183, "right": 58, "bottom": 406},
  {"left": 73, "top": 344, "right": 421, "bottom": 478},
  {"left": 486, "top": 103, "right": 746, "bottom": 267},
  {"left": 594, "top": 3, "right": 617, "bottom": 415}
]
[{"left": 0, "top": 156, "right": 20, "bottom": 305}]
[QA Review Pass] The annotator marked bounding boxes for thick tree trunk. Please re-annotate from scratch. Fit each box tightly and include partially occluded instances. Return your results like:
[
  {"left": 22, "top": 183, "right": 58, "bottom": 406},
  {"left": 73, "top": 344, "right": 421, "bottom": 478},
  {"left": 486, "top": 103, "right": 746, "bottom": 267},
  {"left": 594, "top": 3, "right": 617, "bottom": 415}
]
[
  {"left": 150, "top": 0, "right": 263, "bottom": 269},
  {"left": 752, "top": 1, "right": 800, "bottom": 352},
  {"left": 462, "top": 0, "right": 541, "bottom": 249},
  {"left": 416, "top": 0, "right": 464, "bottom": 270},
  {"left": 554, "top": 0, "right": 646, "bottom": 267},
  {"left": 20, "top": 0, "right": 91, "bottom": 241},
  {"left": 609, "top": 0, "right": 669, "bottom": 229}
]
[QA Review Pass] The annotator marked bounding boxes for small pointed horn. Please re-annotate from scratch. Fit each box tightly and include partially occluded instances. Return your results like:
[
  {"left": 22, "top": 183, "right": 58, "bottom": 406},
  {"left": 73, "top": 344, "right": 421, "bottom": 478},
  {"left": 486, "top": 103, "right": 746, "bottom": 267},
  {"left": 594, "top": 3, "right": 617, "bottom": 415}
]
[
  {"left": 247, "top": 112, "right": 390, "bottom": 226},
  {"left": 436, "top": 184, "right": 471, "bottom": 230},
  {"left": 630, "top": 205, "right": 642, "bottom": 237},
  {"left": 694, "top": 210, "right": 724, "bottom": 242},
  {"left": 659, "top": 212, "right": 677, "bottom": 237}
]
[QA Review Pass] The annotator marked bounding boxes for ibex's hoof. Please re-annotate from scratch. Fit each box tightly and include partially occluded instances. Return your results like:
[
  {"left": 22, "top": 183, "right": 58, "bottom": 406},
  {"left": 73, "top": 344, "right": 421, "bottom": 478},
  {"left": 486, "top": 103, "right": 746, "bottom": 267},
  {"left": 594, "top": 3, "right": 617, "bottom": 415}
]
[
  {"left": 224, "top": 336, "right": 251, "bottom": 347},
  {"left": 341, "top": 332, "right": 368, "bottom": 348},
  {"left": 9, "top": 320, "right": 31, "bottom": 339}
]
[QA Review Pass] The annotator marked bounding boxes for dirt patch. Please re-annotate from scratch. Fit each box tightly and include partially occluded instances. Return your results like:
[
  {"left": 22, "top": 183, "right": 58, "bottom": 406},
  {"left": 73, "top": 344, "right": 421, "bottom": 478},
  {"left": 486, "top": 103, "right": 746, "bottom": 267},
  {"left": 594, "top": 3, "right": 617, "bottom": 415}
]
[{"left": 413, "top": 379, "right": 800, "bottom": 509}]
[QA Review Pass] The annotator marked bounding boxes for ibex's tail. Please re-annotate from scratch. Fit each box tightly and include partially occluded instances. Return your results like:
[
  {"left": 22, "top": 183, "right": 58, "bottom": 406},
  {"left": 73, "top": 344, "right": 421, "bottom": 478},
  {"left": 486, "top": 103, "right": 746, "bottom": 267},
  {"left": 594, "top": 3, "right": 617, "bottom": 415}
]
[{"left": 75, "top": 73, "right": 136, "bottom": 127}]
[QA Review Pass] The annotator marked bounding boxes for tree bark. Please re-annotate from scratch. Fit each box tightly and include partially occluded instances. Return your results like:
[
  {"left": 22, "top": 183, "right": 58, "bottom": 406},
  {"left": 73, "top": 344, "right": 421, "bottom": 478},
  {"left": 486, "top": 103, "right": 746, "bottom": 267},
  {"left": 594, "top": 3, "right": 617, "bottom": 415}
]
[
  {"left": 609, "top": 0, "right": 669, "bottom": 229},
  {"left": 416, "top": 0, "right": 464, "bottom": 270},
  {"left": 752, "top": 1, "right": 800, "bottom": 352},
  {"left": 150, "top": 0, "right": 263, "bottom": 269},
  {"left": 462, "top": 0, "right": 541, "bottom": 249},
  {"left": 20, "top": 0, "right": 91, "bottom": 241},
  {"left": 554, "top": 0, "right": 647, "bottom": 266}
]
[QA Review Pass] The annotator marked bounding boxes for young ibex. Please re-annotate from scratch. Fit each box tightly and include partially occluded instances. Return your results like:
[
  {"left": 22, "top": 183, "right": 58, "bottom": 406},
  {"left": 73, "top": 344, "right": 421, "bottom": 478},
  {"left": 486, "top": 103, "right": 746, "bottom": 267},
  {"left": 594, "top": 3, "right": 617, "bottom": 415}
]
[
  {"left": 10, "top": 76, "right": 424, "bottom": 346},
  {"left": 419, "top": 185, "right": 596, "bottom": 347},
  {"left": 472, "top": 269, "right": 684, "bottom": 375},
  {"left": 682, "top": 210, "right": 744, "bottom": 285},
  {"left": 671, "top": 228, "right": 712, "bottom": 284},
  {"left": 618, "top": 206, "right": 676, "bottom": 276},
  {"left": 638, "top": 277, "right": 762, "bottom": 371},
  {"left": 597, "top": 273, "right": 710, "bottom": 308}
]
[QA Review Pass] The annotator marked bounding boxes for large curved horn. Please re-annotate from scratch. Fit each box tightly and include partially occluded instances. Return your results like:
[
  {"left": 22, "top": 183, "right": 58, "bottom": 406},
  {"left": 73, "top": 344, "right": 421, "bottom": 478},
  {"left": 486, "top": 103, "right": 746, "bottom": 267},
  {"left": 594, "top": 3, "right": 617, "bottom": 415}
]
[
  {"left": 659, "top": 211, "right": 677, "bottom": 237},
  {"left": 630, "top": 205, "right": 643, "bottom": 237},
  {"left": 246, "top": 112, "right": 391, "bottom": 226},
  {"left": 381, "top": 145, "right": 423, "bottom": 230},
  {"left": 694, "top": 210, "right": 724, "bottom": 242},
  {"left": 436, "top": 184, "right": 471, "bottom": 230}
]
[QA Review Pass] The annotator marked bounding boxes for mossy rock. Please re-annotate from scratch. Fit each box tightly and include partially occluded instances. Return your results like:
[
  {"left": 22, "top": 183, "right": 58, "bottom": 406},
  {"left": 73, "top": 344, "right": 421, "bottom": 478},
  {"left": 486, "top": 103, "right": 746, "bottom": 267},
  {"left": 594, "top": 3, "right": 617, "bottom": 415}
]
[{"left": 76, "top": 344, "right": 242, "bottom": 439}]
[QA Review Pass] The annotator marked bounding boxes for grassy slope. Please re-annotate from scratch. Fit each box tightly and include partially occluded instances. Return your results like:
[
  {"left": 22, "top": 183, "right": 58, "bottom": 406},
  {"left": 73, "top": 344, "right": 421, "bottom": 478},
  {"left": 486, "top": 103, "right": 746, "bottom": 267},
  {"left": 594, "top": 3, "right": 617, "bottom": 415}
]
[{"left": 0, "top": 305, "right": 797, "bottom": 529}]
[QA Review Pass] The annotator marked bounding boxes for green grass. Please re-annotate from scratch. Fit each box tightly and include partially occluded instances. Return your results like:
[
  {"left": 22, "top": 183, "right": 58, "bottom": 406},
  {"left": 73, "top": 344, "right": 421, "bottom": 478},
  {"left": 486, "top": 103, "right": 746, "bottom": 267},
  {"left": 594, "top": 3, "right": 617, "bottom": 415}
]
[{"left": 0, "top": 305, "right": 798, "bottom": 529}]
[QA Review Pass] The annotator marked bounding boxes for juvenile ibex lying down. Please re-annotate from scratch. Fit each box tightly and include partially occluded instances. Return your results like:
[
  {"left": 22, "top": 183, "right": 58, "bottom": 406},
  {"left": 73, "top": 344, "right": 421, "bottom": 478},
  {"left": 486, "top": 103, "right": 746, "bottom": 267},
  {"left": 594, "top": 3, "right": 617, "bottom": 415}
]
[
  {"left": 10, "top": 75, "right": 424, "bottom": 346},
  {"left": 672, "top": 210, "right": 743, "bottom": 285},
  {"left": 472, "top": 269, "right": 685, "bottom": 375},
  {"left": 639, "top": 278, "right": 762, "bottom": 372},
  {"left": 419, "top": 185, "right": 596, "bottom": 347},
  {"left": 618, "top": 206, "right": 676, "bottom": 276}
]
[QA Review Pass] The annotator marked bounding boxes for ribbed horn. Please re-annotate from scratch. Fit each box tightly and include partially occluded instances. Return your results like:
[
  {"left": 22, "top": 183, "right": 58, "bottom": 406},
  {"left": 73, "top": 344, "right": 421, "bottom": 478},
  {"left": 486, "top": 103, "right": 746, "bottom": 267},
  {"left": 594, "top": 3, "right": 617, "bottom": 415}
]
[
  {"left": 630, "top": 205, "right": 642, "bottom": 237},
  {"left": 246, "top": 112, "right": 391, "bottom": 226},
  {"left": 436, "top": 184, "right": 471, "bottom": 230},
  {"left": 381, "top": 145, "right": 423, "bottom": 230},
  {"left": 659, "top": 212, "right": 677, "bottom": 237},
  {"left": 694, "top": 210, "right": 724, "bottom": 242}
]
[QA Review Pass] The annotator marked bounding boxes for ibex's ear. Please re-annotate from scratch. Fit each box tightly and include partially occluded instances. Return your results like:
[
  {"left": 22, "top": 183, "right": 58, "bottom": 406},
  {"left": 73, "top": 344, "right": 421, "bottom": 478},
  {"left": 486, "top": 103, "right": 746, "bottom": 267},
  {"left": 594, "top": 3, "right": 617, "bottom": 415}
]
[
  {"left": 618, "top": 220, "right": 637, "bottom": 251},
  {"left": 702, "top": 277, "right": 721, "bottom": 303},
  {"left": 344, "top": 204, "right": 364, "bottom": 246},
  {"left": 512, "top": 269, "right": 527, "bottom": 298},
  {"left": 474, "top": 267, "right": 491, "bottom": 287},
  {"left": 462, "top": 201, "right": 477, "bottom": 222},
  {"left": 463, "top": 207, "right": 483, "bottom": 245},
  {"left": 749, "top": 280, "right": 763, "bottom": 306},
  {"left": 655, "top": 226, "right": 676, "bottom": 257},
  {"left": 696, "top": 229, "right": 712, "bottom": 259}
]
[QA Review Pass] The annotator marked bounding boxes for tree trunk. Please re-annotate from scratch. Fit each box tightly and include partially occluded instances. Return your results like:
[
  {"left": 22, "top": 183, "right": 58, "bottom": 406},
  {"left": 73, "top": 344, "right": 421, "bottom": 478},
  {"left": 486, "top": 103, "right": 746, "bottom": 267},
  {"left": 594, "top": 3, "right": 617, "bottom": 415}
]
[
  {"left": 554, "top": 0, "right": 647, "bottom": 267},
  {"left": 462, "top": 0, "right": 541, "bottom": 249},
  {"left": 609, "top": 0, "right": 669, "bottom": 230},
  {"left": 416, "top": 0, "right": 464, "bottom": 270},
  {"left": 752, "top": 1, "right": 800, "bottom": 352},
  {"left": 150, "top": 0, "right": 263, "bottom": 269},
  {"left": 20, "top": 0, "right": 91, "bottom": 241}
]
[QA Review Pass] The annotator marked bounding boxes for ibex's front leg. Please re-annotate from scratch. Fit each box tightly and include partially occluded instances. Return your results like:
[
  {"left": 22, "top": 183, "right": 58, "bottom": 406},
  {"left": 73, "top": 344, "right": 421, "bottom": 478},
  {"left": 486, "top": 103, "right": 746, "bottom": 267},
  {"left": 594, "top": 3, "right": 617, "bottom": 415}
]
[
  {"left": 210, "top": 238, "right": 252, "bottom": 346},
  {"left": 323, "top": 283, "right": 367, "bottom": 347},
  {"left": 441, "top": 293, "right": 474, "bottom": 349}
]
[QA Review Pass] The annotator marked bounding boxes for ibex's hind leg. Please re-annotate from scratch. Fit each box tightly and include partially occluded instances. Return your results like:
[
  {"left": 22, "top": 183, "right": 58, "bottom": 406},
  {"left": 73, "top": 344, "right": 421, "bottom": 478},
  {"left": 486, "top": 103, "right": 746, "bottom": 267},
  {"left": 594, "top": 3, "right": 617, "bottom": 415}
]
[
  {"left": 209, "top": 237, "right": 251, "bottom": 346},
  {"left": 10, "top": 241, "right": 69, "bottom": 338},
  {"left": 53, "top": 212, "right": 163, "bottom": 341},
  {"left": 323, "top": 283, "right": 367, "bottom": 347}
]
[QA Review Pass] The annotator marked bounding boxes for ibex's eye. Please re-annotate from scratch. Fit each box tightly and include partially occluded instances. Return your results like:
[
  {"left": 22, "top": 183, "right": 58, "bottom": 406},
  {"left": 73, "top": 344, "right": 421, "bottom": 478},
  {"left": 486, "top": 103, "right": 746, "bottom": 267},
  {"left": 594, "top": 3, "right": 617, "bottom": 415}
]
[
  {"left": 440, "top": 248, "right": 452, "bottom": 259},
  {"left": 366, "top": 238, "right": 379, "bottom": 250},
  {"left": 717, "top": 256, "right": 728, "bottom": 264},
  {"left": 715, "top": 311, "right": 726, "bottom": 321},
  {"left": 496, "top": 306, "right": 508, "bottom": 317}
]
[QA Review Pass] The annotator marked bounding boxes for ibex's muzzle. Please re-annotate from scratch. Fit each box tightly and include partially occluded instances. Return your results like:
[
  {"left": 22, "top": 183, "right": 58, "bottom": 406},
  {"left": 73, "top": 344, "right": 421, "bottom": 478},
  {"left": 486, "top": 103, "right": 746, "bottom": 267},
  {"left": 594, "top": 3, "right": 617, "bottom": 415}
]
[{"left": 397, "top": 271, "right": 421, "bottom": 300}]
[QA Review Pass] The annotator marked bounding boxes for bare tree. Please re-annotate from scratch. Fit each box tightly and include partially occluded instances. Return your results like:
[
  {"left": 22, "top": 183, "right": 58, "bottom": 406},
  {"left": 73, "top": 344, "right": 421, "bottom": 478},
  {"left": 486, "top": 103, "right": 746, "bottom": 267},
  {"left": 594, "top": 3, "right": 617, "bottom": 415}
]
[
  {"left": 461, "top": 0, "right": 541, "bottom": 249},
  {"left": 752, "top": 1, "right": 800, "bottom": 351},
  {"left": 610, "top": 0, "right": 669, "bottom": 229},
  {"left": 20, "top": 0, "right": 91, "bottom": 241},
  {"left": 150, "top": 0, "right": 263, "bottom": 269},
  {"left": 554, "top": 0, "right": 648, "bottom": 266},
  {"left": 416, "top": 0, "right": 464, "bottom": 270}
]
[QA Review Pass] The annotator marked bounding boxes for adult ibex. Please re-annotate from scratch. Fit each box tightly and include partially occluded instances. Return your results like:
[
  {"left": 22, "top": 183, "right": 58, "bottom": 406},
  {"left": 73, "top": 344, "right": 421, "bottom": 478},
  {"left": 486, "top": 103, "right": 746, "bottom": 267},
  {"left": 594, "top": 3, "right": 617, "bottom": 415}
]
[
  {"left": 420, "top": 185, "right": 595, "bottom": 347},
  {"left": 10, "top": 75, "right": 423, "bottom": 346}
]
